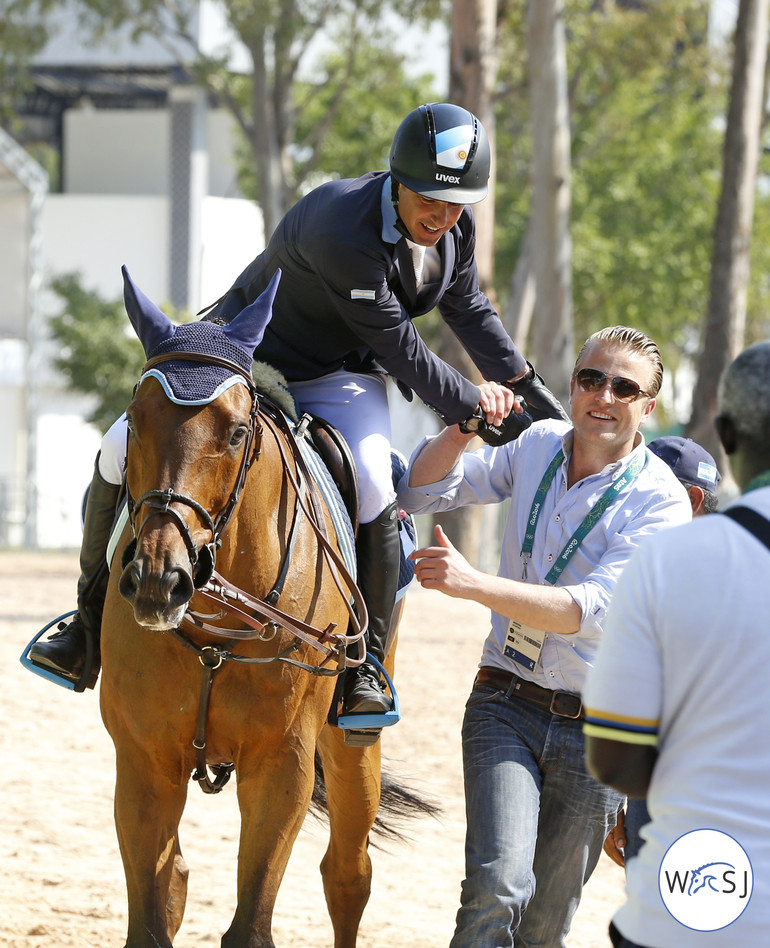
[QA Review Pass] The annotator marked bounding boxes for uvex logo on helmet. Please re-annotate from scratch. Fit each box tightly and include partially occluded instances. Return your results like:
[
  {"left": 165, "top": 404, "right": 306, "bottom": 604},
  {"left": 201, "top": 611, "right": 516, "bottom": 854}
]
[{"left": 435, "top": 172, "right": 461, "bottom": 184}]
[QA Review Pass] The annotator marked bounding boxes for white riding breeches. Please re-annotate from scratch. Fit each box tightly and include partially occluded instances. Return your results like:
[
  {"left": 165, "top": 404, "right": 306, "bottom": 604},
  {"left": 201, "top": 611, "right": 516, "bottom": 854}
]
[
  {"left": 289, "top": 369, "right": 395, "bottom": 525},
  {"left": 98, "top": 413, "right": 129, "bottom": 486},
  {"left": 96, "top": 369, "right": 395, "bottom": 526}
]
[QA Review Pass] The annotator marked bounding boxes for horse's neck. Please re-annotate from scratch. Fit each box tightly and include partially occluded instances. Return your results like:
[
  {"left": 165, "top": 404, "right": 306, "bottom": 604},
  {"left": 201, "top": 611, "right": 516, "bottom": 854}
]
[{"left": 217, "top": 428, "right": 294, "bottom": 582}]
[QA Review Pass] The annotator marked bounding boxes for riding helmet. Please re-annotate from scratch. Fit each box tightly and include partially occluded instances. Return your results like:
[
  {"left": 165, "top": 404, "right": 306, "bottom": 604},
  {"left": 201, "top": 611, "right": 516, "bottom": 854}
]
[{"left": 389, "top": 102, "right": 490, "bottom": 205}]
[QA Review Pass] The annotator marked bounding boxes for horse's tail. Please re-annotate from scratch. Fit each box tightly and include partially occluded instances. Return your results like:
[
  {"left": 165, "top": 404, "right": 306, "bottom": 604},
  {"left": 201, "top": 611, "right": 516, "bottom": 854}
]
[{"left": 310, "top": 751, "right": 441, "bottom": 845}]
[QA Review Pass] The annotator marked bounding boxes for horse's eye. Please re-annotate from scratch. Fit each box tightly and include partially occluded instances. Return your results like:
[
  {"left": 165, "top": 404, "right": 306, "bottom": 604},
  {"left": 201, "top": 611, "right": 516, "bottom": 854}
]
[{"left": 230, "top": 425, "right": 248, "bottom": 446}]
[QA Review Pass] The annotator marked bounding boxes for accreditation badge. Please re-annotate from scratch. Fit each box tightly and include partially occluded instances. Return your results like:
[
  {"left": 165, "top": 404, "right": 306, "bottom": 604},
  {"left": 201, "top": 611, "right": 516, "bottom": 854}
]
[{"left": 504, "top": 620, "right": 546, "bottom": 672}]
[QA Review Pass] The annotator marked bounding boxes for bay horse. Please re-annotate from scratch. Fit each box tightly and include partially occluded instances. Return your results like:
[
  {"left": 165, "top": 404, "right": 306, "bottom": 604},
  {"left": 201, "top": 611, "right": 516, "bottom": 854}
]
[{"left": 99, "top": 267, "right": 408, "bottom": 948}]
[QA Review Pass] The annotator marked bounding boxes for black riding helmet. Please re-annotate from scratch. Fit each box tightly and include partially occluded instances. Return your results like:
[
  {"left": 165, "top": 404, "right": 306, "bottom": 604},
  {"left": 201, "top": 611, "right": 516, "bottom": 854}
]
[{"left": 389, "top": 102, "right": 490, "bottom": 206}]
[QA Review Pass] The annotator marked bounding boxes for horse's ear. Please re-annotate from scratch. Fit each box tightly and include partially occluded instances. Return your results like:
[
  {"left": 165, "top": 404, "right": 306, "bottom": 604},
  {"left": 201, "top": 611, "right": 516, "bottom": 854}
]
[
  {"left": 122, "top": 265, "right": 176, "bottom": 356},
  {"left": 223, "top": 269, "right": 281, "bottom": 353}
]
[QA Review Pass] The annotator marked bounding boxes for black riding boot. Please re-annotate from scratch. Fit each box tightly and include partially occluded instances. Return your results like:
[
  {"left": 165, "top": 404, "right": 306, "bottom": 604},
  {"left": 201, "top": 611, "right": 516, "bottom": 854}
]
[
  {"left": 29, "top": 457, "right": 120, "bottom": 689},
  {"left": 343, "top": 501, "right": 401, "bottom": 715}
]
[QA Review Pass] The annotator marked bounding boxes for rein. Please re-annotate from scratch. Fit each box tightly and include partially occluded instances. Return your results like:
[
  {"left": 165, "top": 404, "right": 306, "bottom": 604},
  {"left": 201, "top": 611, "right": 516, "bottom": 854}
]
[{"left": 124, "top": 350, "right": 367, "bottom": 793}]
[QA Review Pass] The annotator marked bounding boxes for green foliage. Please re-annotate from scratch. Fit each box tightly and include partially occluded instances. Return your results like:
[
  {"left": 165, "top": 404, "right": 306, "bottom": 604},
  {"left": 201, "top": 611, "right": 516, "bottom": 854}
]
[
  {"left": 234, "top": 37, "right": 437, "bottom": 202},
  {"left": 227, "top": 6, "right": 443, "bottom": 207},
  {"left": 0, "top": 0, "right": 59, "bottom": 121},
  {"left": 294, "top": 42, "right": 437, "bottom": 183},
  {"left": 747, "top": 140, "right": 770, "bottom": 345},
  {"left": 493, "top": 0, "right": 770, "bottom": 372},
  {"left": 47, "top": 273, "right": 190, "bottom": 433}
]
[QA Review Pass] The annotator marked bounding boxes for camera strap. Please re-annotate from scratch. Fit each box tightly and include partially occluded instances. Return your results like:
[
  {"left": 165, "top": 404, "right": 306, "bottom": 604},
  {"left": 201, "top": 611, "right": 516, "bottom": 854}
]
[{"left": 722, "top": 505, "right": 770, "bottom": 554}]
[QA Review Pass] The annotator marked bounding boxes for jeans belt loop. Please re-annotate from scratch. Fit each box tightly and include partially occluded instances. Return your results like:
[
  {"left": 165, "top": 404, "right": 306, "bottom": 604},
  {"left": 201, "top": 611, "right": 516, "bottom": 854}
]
[{"left": 504, "top": 675, "right": 520, "bottom": 701}]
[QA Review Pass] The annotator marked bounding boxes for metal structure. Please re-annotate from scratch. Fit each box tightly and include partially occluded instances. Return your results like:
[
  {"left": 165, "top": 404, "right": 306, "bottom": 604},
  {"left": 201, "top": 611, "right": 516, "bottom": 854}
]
[{"left": 0, "top": 127, "right": 48, "bottom": 548}]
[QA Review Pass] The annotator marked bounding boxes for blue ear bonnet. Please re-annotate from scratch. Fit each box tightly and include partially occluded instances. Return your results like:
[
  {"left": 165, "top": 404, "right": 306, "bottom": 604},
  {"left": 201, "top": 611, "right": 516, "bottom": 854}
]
[
  {"left": 123, "top": 266, "right": 281, "bottom": 406},
  {"left": 143, "top": 322, "right": 255, "bottom": 405}
]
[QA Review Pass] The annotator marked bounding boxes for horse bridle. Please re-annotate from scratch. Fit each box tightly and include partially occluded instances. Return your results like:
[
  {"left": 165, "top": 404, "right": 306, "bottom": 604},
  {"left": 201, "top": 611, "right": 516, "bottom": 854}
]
[
  {"left": 122, "top": 349, "right": 367, "bottom": 655},
  {"left": 122, "top": 351, "right": 262, "bottom": 588},
  {"left": 121, "top": 349, "right": 368, "bottom": 795}
]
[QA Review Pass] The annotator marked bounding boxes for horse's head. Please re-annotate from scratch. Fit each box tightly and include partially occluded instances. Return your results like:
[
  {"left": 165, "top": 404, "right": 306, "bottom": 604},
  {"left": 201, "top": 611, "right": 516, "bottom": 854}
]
[{"left": 117, "top": 266, "right": 280, "bottom": 629}]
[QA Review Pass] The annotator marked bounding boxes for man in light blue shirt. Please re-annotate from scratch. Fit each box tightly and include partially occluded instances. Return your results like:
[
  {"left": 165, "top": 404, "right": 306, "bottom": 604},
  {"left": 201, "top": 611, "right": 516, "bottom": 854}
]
[{"left": 397, "top": 326, "right": 691, "bottom": 948}]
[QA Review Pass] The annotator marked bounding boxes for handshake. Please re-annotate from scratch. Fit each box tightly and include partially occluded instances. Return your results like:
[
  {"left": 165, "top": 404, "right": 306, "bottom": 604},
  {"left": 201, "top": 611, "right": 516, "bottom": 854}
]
[
  {"left": 459, "top": 363, "right": 569, "bottom": 447},
  {"left": 459, "top": 402, "right": 534, "bottom": 446}
]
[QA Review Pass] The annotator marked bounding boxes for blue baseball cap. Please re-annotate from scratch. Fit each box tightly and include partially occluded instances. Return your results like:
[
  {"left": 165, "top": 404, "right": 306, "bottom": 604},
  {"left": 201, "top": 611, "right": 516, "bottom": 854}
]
[{"left": 648, "top": 436, "right": 721, "bottom": 491}]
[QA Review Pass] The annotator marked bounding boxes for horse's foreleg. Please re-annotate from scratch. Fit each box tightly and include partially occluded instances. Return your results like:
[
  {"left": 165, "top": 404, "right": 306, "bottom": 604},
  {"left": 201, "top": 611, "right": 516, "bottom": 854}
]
[
  {"left": 113, "top": 746, "right": 189, "bottom": 948},
  {"left": 220, "top": 739, "right": 318, "bottom": 948},
  {"left": 316, "top": 726, "right": 382, "bottom": 948},
  {"left": 165, "top": 841, "right": 189, "bottom": 940}
]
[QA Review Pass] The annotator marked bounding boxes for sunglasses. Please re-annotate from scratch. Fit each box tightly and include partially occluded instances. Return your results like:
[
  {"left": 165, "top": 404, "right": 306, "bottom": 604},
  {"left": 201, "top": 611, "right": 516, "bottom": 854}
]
[{"left": 573, "top": 368, "right": 652, "bottom": 403}]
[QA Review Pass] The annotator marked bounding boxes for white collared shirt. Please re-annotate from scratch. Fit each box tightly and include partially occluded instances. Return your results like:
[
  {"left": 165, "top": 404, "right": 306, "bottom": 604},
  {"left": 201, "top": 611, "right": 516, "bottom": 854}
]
[{"left": 397, "top": 420, "right": 691, "bottom": 692}]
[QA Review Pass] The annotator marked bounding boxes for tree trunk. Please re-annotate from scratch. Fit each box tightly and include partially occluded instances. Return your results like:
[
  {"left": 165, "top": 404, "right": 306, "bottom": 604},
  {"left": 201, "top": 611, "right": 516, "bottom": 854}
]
[
  {"left": 686, "top": 0, "right": 769, "bottom": 470},
  {"left": 503, "top": 220, "right": 535, "bottom": 352},
  {"left": 527, "top": 0, "right": 574, "bottom": 406},
  {"left": 439, "top": 0, "right": 500, "bottom": 562},
  {"left": 449, "top": 0, "right": 499, "bottom": 295},
  {"left": 250, "top": 33, "right": 284, "bottom": 240}
]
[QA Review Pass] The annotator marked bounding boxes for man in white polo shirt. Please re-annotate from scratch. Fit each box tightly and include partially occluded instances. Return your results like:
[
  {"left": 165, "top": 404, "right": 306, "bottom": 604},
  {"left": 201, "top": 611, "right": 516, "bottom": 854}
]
[{"left": 584, "top": 340, "right": 770, "bottom": 947}]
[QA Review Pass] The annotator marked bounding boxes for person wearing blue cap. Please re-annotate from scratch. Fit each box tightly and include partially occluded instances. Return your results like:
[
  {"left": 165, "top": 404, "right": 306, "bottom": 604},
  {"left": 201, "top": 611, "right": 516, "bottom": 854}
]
[{"left": 649, "top": 435, "right": 721, "bottom": 514}]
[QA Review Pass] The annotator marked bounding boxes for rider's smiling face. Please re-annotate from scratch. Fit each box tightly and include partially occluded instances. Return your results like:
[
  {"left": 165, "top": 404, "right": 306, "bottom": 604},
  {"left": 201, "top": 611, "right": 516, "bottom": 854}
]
[{"left": 396, "top": 184, "right": 464, "bottom": 247}]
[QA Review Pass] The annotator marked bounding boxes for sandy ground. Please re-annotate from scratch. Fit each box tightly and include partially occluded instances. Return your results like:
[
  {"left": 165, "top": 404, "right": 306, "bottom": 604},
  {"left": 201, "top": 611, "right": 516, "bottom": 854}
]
[{"left": 1, "top": 550, "right": 626, "bottom": 947}]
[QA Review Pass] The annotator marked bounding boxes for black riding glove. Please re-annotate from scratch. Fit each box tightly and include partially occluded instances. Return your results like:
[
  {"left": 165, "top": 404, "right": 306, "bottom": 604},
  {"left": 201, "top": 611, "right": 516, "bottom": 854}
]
[
  {"left": 459, "top": 403, "right": 534, "bottom": 446},
  {"left": 508, "top": 363, "right": 569, "bottom": 422}
]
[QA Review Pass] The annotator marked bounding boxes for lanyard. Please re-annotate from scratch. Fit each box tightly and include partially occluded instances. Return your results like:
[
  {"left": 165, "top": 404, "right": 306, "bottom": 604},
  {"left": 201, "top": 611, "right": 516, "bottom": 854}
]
[{"left": 521, "top": 448, "right": 646, "bottom": 584}]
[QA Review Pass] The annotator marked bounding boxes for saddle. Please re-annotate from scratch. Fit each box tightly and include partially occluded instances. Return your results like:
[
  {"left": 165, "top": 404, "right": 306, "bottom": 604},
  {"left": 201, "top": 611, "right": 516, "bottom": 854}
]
[
  {"left": 251, "top": 361, "right": 359, "bottom": 535},
  {"left": 297, "top": 414, "right": 359, "bottom": 536}
]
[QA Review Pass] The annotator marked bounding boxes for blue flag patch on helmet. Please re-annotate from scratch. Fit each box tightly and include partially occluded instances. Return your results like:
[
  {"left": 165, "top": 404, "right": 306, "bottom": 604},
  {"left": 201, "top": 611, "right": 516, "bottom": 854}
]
[{"left": 435, "top": 125, "right": 474, "bottom": 170}]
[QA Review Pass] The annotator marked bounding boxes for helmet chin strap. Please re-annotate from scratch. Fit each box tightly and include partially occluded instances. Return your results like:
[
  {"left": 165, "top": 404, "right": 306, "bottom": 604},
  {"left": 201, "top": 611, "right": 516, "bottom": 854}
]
[
  {"left": 394, "top": 216, "right": 414, "bottom": 241},
  {"left": 390, "top": 176, "right": 415, "bottom": 241}
]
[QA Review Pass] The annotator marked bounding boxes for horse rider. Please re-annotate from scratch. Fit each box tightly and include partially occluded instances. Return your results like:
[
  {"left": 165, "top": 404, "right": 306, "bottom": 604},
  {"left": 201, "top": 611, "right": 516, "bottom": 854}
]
[{"left": 30, "top": 101, "right": 567, "bottom": 717}]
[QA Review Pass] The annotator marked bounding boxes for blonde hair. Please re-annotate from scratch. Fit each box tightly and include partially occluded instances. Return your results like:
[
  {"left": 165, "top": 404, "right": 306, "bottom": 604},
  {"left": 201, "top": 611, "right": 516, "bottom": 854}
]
[{"left": 574, "top": 326, "right": 663, "bottom": 396}]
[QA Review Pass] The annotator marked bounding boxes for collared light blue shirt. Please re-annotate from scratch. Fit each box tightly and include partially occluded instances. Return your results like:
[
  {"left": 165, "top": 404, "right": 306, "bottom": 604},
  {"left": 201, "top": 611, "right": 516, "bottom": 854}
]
[
  {"left": 396, "top": 420, "right": 692, "bottom": 693},
  {"left": 380, "top": 175, "right": 401, "bottom": 244}
]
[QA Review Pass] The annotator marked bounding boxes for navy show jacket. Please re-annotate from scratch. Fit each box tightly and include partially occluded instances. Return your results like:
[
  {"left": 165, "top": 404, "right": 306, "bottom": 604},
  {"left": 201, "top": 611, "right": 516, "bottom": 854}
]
[{"left": 205, "top": 171, "right": 526, "bottom": 426}]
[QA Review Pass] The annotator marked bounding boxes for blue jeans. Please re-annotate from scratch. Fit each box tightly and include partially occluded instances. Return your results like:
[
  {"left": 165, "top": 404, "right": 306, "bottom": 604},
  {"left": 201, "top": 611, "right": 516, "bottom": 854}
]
[{"left": 449, "top": 681, "right": 624, "bottom": 948}]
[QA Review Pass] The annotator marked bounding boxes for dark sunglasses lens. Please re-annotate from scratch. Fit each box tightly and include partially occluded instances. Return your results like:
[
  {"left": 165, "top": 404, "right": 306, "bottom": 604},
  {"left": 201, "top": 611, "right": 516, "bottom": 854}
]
[
  {"left": 611, "top": 378, "right": 642, "bottom": 401},
  {"left": 576, "top": 369, "right": 642, "bottom": 401},
  {"left": 576, "top": 369, "right": 605, "bottom": 392}
]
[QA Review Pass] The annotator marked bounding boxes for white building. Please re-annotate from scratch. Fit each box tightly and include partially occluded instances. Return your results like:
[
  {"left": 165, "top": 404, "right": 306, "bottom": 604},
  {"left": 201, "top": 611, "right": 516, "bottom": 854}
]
[{"left": 0, "top": 2, "right": 265, "bottom": 548}]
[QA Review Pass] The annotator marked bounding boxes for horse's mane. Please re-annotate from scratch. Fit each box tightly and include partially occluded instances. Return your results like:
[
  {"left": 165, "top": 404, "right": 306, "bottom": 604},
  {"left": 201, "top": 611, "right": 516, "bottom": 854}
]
[{"left": 252, "top": 360, "right": 299, "bottom": 422}]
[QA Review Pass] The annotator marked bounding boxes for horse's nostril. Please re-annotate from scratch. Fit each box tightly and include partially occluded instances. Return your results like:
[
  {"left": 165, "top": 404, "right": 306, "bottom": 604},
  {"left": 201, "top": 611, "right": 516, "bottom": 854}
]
[
  {"left": 165, "top": 568, "right": 194, "bottom": 609},
  {"left": 118, "top": 560, "right": 141, "bottom": 603}
]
